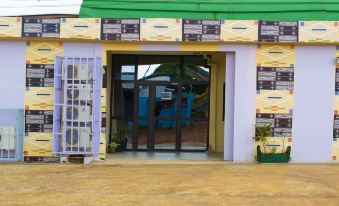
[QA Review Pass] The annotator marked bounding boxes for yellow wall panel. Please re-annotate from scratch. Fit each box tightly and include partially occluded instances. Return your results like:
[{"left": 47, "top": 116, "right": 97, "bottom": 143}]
[
  {"left": 101, "top": 88, "right": 106, "bottom": 112},
  {"left": 24, "top": 87, "right": 54, "bottom": 110},
  {"left": 256, "top": 90, "right": 293, "bottom": 114},
  {"left": 299, "top": 21, "right": 339, "bottom": 43},
  {"left": 99, "top": 134, "right": 106, "bottom": 159},
  {"left": 60, "top": 18, "right": 101, "bottom": 40},
  {"left": 334, "top": 96, "right": 339, "bottom": 111},
  {"left": 256, "top": 44, "right": 296, "bottom": 67},
  {"left": 221, "top": 20, "right": 258, "bottom": 42},
  {"left": 0, "top": 17, "right": 22, "bottom": 38},
  {"left": 24, "top": 132, "right": 53, "bottom": 157},
  {"left": 26, "top": 41, "right": 63, "bottom": 64},
  {"left": 181, "top": 43, "right": 219, "bottom": 52},
  {"left": 140, "top": 18, "right": 181, "bottom": 41},
  {"left": 332, "top": 141, "right": 339, "bottom": 160}
]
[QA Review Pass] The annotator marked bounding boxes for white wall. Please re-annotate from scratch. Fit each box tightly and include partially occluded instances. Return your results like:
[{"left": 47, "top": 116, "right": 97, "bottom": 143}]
[
  {"left": 292, "top": 45, "right": 336, "bottom": 162},
  {"left": 224, "top": 53, "right": 235, "bottom": 160},
  {"left": 220, "top": 45, "right": 257, "bottom": 162},
  {"left": 0, "top": 41, "right": 26, "bottom": 109}
]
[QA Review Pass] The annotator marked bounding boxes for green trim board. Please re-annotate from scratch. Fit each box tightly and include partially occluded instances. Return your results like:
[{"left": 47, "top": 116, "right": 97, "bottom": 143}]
[{"left": 79, "top": 0, "right": 339, "bottom": 21}]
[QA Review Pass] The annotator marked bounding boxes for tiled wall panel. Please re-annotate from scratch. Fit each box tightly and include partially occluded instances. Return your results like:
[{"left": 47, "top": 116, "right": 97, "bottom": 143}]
[
  {"left": 1, "top": 17, "right": 339, "bottom": 44},
  {"left": 258, "top": 20, "right": 298, "bottom": 42},
  {"left": 60, "top": 18, "right": 101, "bottom": 40},
  {"left": 24, "top": 41, "right": 63, "bottom": 157},
  {"left": 101, "top": 18, "right": 140, "bottom": 41},
  {"left": 256, "top": 44, "right": 296, "bottom": 67},
  {"left": 24, "top": 88, "right": 54, "bottom": 110},
  {"left": 220, "top": 20, "right": 258, "bottom": 42},
  {"left": 24, "top": 133, "right": 53, "bottom": 157},
  {"left": 100, "top": 89, "right": 107, "bottom": 159},
  {"left": 0, "top": 17, "right": 22, "bottom": 37},
  {"left": 299, "top": 21, "right": 339, "bottom": 43},
  {"left": 26, "top": 41, "right": 63, "bottom": 64},
  {"left": 255, "top": 43, "right": 296, "bottom": 160},
  {"left": 140, "top": 18, "right": 181, "bottom": 41},
  {"left": 256, "top": 90, "right": 293, "bottom": 114},
  {"left": 22, "top": 17, "right": 60, "bottom": 38},
  {"left": 182, "top": 19, "right": 220, "bottom": 42}
]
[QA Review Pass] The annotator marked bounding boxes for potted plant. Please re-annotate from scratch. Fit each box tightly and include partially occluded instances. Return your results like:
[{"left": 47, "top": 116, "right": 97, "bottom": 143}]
[
  {"left": 112, "top": 122, "right": 128, "bottom": 152},
  {"left": 255, "top": 125, "right": 291, "bottom": 163},
  {"left": 107, "top": 141, "right": 119, "bottom": 153}
]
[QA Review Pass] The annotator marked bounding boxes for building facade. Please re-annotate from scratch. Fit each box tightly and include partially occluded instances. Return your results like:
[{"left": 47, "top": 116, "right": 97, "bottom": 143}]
[{"left": 0, "top": 1, "right": 338, "bottom": 163}]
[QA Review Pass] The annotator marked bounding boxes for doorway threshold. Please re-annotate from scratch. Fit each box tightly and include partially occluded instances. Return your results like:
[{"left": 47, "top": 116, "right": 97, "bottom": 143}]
[{"left": 94, "top": 151, "right": 227, "bottom": 165}]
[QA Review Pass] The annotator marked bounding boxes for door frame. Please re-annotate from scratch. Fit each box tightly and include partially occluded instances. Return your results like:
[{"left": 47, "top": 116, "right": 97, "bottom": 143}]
[{"left": 109, "top": 54, "right": 211, "bottom": 152}]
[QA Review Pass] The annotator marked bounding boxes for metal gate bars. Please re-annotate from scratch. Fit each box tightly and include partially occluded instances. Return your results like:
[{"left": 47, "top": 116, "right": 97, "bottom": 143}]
[{"left": 53, "top": 57, "right": 101, "bottom": 155}]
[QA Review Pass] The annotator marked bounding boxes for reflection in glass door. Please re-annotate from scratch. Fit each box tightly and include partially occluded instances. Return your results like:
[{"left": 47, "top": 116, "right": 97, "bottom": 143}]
[
  {"left": 110, "top": 55, "right": 210, "bottom": 151},
  {"left": 153, "top": 85, "right": 177, "bottom": 150}
]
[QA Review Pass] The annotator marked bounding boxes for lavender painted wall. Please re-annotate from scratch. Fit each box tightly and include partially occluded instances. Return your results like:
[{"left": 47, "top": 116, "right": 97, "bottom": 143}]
[
  {"left": 224, "top": 52, "right": 235, "bottom": 160},
  {"left": 0, "top": 41, "right": 26, "bottom": 109},
  {"left": 292, "top": 45, "right": 336, "bottom": 162},
  {"left": 220, "top": 45, "right": 257, "bottom": 162}
]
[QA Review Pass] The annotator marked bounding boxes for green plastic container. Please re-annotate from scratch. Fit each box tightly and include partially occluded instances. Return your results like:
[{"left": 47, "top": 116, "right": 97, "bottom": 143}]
[{"left": 257, "top": 145, "right": 291, "bottom": 163}]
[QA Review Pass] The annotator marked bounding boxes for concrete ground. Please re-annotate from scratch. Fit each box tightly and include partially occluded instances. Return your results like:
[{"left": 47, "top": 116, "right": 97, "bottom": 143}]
[{"left": 0, "top": 158, "right": 339, "bottom": 206}]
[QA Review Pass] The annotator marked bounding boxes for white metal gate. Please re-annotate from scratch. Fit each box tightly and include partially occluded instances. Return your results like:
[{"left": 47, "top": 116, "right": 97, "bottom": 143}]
[{"left": 53, "top": 57, "right": 101, "bottom": 155}]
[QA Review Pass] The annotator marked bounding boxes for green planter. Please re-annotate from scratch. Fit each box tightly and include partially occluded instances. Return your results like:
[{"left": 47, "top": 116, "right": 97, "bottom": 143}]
[{"left": 257, "top": 145, "right": 291, "bottom": 163}]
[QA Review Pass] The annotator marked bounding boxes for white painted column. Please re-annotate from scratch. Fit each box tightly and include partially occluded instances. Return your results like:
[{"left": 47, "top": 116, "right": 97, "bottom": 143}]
[
  {"left": 292, "top": 45, "right": 336, "bottom": 163},
  {"left": 224, "top": 53, "right": 235, "bottom": 160},
  {"left": 221, "top": 45, "right": 257, "bottom": 162}
]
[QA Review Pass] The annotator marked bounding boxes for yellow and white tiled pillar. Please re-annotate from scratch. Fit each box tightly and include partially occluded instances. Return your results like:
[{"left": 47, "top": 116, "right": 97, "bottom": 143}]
[
  {"left": 24, "top": 41, "right": 63, "bottom": 158},
  {"left": 254, "top": 44, "right": 296, "bottom": 159}
]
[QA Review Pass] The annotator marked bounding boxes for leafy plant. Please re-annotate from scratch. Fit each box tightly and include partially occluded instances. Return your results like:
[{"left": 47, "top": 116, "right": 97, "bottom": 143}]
[
  {"left": 108, "top": 141, "right": 120, "bottom": 149},
  {"left": 112, "top": 121, "right": 127, "bottom": 143},
  {"left": 255, "top": 125, "right": 273, "bottom": 154},
  {"left": 255, "top": 125, "right": 289, "bottom": 154}
]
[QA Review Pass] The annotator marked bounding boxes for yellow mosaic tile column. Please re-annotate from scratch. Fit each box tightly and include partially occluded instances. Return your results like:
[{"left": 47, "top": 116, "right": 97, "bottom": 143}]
[
  {"left": 24, "top": 41, "right": 63, "bottom": 158},
  {"left": 99, "top": 87, "right": 107, "bottom": 160},
  {"left": 255, "top": 44, "right": 296, "bottom": 160}
]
